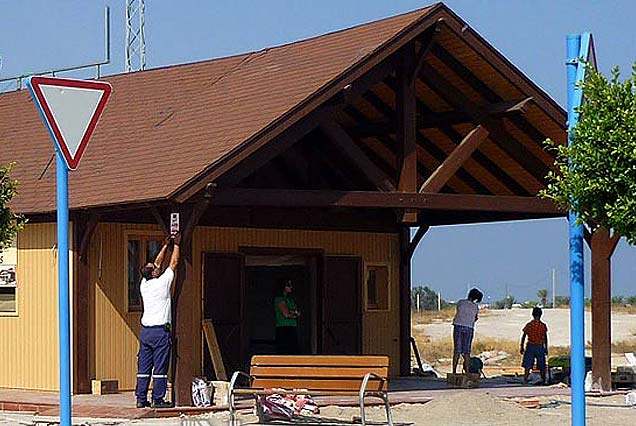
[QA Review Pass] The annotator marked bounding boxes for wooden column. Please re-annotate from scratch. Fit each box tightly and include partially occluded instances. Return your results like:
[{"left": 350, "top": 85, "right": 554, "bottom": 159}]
[
  {"left": 172, "top": 200, "right": 209, "bottom": 405},
  {"left": 396, "top": 45, "right": 418, "bottom": 224},
  {"left": 399, "top": 226, "right": 412, "bottom": 376},
  {"left": 72, "top": 213, "right": 99, "bottom": 394},
  {"left": 590, "top": 227, "right": 620, "bottom": 391}
]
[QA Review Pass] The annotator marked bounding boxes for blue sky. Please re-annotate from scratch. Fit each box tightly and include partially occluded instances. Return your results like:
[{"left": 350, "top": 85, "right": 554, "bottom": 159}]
[{"left": 1, "top": 1, "right": 635, "bottom": 301}]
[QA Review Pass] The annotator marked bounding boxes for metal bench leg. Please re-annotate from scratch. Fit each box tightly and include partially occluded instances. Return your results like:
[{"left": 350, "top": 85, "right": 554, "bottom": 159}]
[
  {"left": 382, "top": 392, "right": 393, "bottom": 426},
  {"left": 359, "top": 392, "right": 367, "bottom": 426}
]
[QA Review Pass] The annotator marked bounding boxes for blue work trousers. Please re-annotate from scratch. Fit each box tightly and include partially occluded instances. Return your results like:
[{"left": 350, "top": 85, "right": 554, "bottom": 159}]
[{"left": 135, "top": 325, "right": 171, "bottom": 403}]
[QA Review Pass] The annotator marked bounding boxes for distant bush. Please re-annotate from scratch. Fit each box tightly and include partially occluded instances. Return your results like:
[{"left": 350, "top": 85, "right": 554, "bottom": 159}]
[{"left": 411, "top": 285, "right": 449, "bottom": 311}]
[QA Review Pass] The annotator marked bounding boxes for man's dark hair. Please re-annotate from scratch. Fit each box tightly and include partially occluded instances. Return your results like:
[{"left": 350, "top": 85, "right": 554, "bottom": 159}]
[
  {"left": 532, "top": 307, "right": 543, "bottom": 319},
  {"left": 467, "top": 288, "right": 483, "bottom": 303},
  {"left": 140, "top": 261, "right": 154, "bottom": 281}
]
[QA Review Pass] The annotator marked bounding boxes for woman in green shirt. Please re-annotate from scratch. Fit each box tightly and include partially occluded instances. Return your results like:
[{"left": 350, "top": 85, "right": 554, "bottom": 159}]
[{"left": 274, "top": 279, "right": 301, "bottom": 354}]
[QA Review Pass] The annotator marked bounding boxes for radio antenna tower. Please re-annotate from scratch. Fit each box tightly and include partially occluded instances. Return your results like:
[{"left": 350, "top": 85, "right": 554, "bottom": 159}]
[{"left": 125, "top": 0, "right": 146, "bottom": 72}]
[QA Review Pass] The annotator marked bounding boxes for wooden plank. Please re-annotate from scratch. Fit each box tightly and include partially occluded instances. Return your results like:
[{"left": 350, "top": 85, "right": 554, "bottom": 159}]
[
  {"left": 320, "top": 121, "right": 396, "bottom": 191},
  {"left": 206, "top": 188, "right": 562, "bottom": 214},
  {"left": 420, "top": 125, "right": 489, "bottom": 193},
  {"left": 251, "top": 378, "right": 387, "bottom": 391},
  {"left": 251, "top": 355, "right": 389, "bottom": 367},
  {"left": 250, "top": 366, "right": 388, "bottom": 378},
  {"left": 202, "top": 320, "right": 228, "bottom": 381}
]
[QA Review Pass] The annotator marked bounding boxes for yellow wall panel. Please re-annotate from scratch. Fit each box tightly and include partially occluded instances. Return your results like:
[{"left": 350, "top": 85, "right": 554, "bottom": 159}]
[
  {"left": 91, "top": 223, "right": 401, "bottom": 389},
  {"left": 0, "top": 223, "right": 70, "bottom": 391}
]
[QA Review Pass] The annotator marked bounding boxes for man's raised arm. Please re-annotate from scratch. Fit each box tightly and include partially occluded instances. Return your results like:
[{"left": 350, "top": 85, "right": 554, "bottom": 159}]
[
  {"left": 154, "top": 236, "right": 171, "bottom": 268},
  {"left": 169, "top": 233, "right": 180, "bottom": 271}
]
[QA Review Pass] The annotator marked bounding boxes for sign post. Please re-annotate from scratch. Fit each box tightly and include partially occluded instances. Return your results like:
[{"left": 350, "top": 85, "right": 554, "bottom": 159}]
[
  {"left": 566, "top": 33, "right": 595, "bottom": 426},
  {"left": 27, "top": 76, "right": 111, "bottom": 426}
]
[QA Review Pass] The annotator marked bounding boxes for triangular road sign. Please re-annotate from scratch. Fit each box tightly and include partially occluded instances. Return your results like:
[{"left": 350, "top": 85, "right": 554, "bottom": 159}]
[{"left": 27, "top": 76, "right": 112, "bottom": 170}]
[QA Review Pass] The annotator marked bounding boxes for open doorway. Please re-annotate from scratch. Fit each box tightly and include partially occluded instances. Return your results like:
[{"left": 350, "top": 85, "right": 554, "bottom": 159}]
[{"left": 244, "top": 253, "right": 318, "bottom": 359}]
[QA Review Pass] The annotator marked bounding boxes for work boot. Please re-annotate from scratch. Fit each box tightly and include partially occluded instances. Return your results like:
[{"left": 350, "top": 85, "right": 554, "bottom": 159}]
[
  {"left": 152, "top": 399, "right": 174, "bottom": 409},
  {"left": 136, "top": 400, "right": 150, "bottom": 408}
]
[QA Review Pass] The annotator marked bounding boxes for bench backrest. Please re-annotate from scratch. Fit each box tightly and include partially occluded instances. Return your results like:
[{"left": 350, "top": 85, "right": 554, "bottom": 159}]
[{"left": 249, "top": 355, "right": 389, "bottom": 392}]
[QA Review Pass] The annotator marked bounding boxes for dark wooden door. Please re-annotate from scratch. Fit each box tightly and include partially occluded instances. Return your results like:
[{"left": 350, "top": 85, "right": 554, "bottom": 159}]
[
  {"left": 321, "top": 256, "right": 362, "bottom": 354},
  {"left": 202, "top": 253, "right": 244, "bottom": 378}
]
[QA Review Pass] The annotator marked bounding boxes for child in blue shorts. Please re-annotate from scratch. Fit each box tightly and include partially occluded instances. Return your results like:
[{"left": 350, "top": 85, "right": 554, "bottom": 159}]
[{"left": 520, "top": 307, "right": 549, "bottom": 384}]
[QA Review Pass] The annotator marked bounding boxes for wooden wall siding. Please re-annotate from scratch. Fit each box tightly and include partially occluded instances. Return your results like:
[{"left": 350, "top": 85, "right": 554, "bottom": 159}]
[
  {"left": 91, "top": 223, "right": 401, "bottom": 388},
  {"left": 90, "top": 223, "right": 160, "bottom": 390},
  {"left": 193, "top": 226, "right": 401, "bottom": 375},
  {"left": 0, "top": 223, "right": 71, "bottom": 390}
]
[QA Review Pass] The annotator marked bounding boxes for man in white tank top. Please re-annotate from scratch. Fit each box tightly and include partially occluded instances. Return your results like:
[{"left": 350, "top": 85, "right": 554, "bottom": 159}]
[{"left": 135, "top": 233, "right": 180, "bottom": 409}]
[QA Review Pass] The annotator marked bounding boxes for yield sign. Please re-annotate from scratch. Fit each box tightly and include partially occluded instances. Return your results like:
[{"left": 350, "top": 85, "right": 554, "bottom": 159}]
[{"left": 28, "top": 76, "right": 111, "bottom": 170}]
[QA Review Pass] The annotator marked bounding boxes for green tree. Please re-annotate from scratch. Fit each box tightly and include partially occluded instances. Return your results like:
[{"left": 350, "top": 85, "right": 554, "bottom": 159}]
[
  {"left": 493, "top": 295, "right": 516, "bottom": 310},
  {"left": 0, "top": 163, "right": 25, "bottom": 249},
  {"left": 542, "top": 64, "right": 636, "bottom": 243},
  {"left": 411, "top": 286, "right": 448, "bottom": 311},
  {"left": 537, "top": 288, "right": 548, "bottom": 306}
]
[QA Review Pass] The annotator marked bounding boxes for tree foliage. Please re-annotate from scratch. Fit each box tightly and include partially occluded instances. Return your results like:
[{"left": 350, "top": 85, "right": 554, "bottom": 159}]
[
  {"left": 411, "top": 285, "right": 448, "bottom": 310},
  {"left": 0, "top": 163, "right": 26, "bottom": 250},
  {"left": 542, "top": 64, "right": 636, "bottom": 243}
]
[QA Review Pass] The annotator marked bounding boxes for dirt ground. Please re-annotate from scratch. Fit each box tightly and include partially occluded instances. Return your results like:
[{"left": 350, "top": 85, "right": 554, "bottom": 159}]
[
  {"left": 178, "top": 392, "right": 636, "bottom": 426},
  {"left": 417, "top": 308, "right": 636, "bottom": 347}
]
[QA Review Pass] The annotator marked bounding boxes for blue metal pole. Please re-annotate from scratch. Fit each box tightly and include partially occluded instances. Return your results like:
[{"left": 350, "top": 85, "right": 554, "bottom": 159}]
[
  {"left": 566, "top": 33, "right": 586, "bottom": 426},
  {"left": 56, "top": 150, "right": 72, "bottom": 426}
]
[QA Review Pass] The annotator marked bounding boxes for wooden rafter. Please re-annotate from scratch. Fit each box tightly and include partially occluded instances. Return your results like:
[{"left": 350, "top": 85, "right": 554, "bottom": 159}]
[
  {"left": 352, "top": 97, "right": 530, "bottom": 138},
  {"left": 414, "top": 97, "right": 530, "bottom": 195},
  {"left": 419, "top": 62, "right": 548, "bottom": 185},
  {"left": 321, "top": 121, "right": 396, "bottom": 191},
  {"left": 205, "top": 187, "right": 562, "bottom": 214},
  {"left": 430, "top": 43, "right": 554, "bottom": 165},
  {"left": 364, "top": 87, "right": 489, "bottom": 194},
  {"left": 420, "top": 125, "right": 489, "bottom": 193}
]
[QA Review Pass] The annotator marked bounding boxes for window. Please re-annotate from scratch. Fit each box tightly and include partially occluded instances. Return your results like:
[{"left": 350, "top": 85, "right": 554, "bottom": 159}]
[
  {"left": 365, "top": 264, "right": 389, "bottom": 311},
  {"left": 0, "top": 237, "right": 18, "bottom": 315},
  {"left": 127, "top": 235, "right": 165, "bottom": 312}
]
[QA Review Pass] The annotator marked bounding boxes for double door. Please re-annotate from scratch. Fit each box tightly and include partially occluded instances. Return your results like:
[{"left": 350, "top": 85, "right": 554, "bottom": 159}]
[{"left": 202, "top": 252, "right": 361, "bottom": 377}]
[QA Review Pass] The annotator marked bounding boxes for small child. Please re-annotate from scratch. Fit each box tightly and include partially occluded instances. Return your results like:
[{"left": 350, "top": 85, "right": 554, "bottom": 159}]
[
  {"left": 520, "top": 307, "right": 549, "bottom": 384},
  {"left": 452, "top": 288, "right": 483, "bottom": 374}
]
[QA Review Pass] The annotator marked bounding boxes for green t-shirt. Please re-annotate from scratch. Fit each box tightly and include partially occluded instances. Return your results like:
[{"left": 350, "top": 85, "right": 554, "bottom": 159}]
[{"left": 275, "top": 296, "right": 298, "bottom": 327}]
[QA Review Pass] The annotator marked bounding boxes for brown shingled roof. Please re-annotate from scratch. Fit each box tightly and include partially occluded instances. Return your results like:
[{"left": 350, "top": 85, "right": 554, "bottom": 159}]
[
  {"left": 0, "top": 5, "right": 439, "bottom": 214},
  {"left": 0, "top": 3, "right": 564, "bottom": 214}
]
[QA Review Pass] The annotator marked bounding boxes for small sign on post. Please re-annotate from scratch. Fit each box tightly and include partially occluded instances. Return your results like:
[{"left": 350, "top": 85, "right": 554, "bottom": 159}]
[{"left": 170, "top": 213, "right": 180, "bottom": 235}]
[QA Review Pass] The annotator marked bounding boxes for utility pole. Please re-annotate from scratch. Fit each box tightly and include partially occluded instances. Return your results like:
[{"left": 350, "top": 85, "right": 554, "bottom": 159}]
[
  {"left": 437, "top": 291, "right": 441, "bottom": 311},
  {"left": 416, "top": 294, "right": 420, "bottom": 312},
  {"left": 552, "top": 268, "right": 557, "bottom": 308}
]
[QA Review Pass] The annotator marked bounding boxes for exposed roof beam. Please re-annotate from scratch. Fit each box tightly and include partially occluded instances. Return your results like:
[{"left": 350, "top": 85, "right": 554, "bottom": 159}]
[
  {"left": 320, "top": 121, "right": 396, "bottom": 191},
  {"left": 487, "top": 97, "right": 533, "bottom": 115},
  {"left": 430, "top": 43, "right": 555, "bottom": 162},
  {"left": 419, "top": 62, "right": 548, "bottom": 185},
  {"left": 352, "top": 97, "right": 529, "bottom": 138},
  {"left": 205, "top": 187, "right": 562, "bottom": 215},
  {"left": 420, "top": 125, "right": 489, "bottom": 193},
  {"left": 361, "top": 91, "right": 479, "bottom": 193}
]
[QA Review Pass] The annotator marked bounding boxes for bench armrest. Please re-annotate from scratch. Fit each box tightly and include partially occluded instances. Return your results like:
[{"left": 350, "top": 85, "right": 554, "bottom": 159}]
[
  {"left": 229, "top": 370, "right": 253, "bottom": 392},
  {"left": 359, "top": 372, "right": 387, "bottom": 397}
]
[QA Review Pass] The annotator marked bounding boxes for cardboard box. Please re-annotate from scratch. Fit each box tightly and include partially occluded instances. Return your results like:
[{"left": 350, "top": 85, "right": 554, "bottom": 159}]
[
  {"left": 447, "top": 373, "right": 480, "bottom": 389},
  {"left": 91, "top": 379, "right": 119, "bottom": 395}
]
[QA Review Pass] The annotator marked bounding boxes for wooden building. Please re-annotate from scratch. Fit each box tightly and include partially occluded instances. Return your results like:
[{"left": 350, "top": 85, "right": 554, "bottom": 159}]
[{"left": 0, "top": 4, "right": 572, "bottom": 403}]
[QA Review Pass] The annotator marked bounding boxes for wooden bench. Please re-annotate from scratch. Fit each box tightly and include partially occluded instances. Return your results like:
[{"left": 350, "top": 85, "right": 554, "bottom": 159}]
[{"left": 228, "top": 355, "right": 393, "bottom": 425}]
